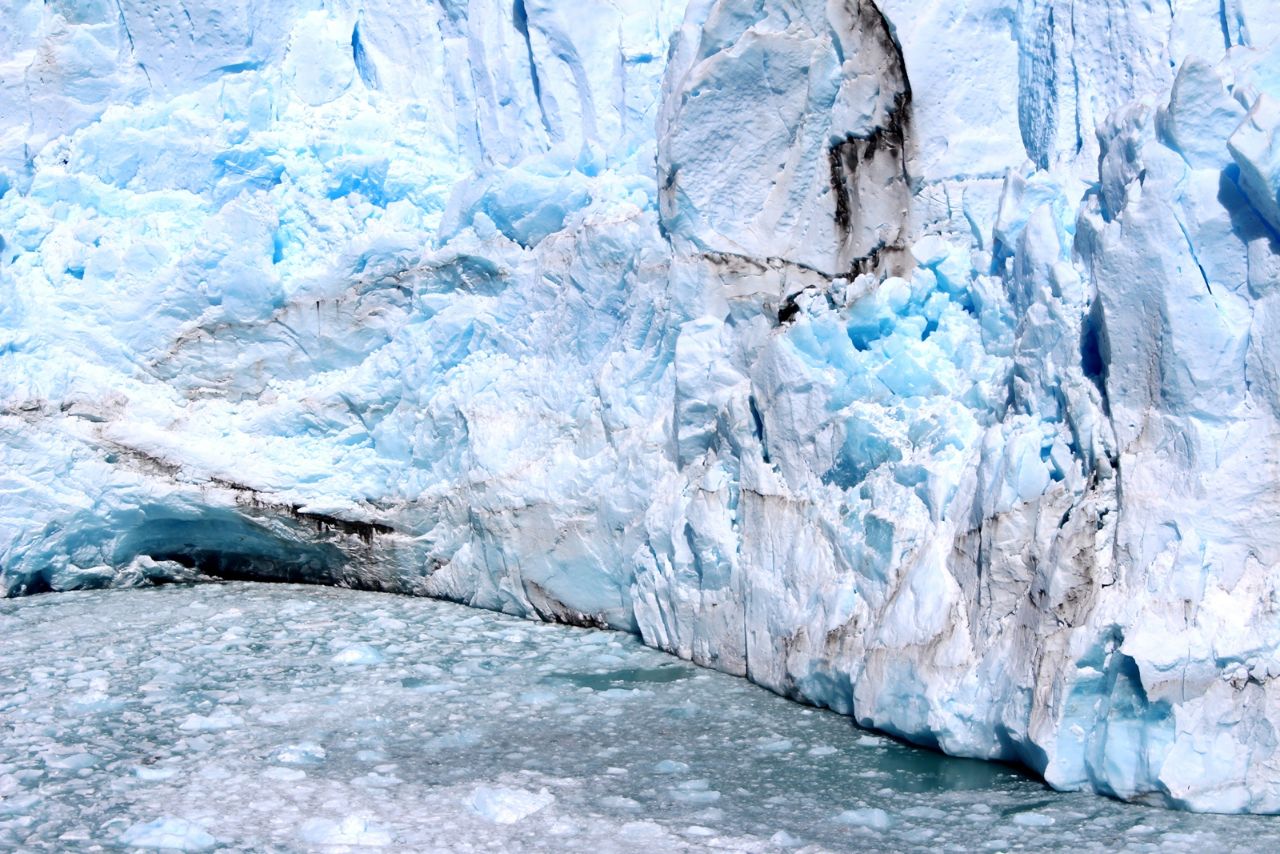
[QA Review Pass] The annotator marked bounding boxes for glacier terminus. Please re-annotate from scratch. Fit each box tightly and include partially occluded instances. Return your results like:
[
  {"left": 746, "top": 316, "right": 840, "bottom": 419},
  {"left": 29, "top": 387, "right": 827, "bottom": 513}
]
[{"left": 3, "top": 0, "right": 1280, "bottom": 817}]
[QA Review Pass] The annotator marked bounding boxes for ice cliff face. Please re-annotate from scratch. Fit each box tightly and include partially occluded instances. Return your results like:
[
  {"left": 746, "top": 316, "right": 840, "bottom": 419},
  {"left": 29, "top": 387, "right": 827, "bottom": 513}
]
[{"left": 3, "top": 0, "right": 1280, "bottom": 813}]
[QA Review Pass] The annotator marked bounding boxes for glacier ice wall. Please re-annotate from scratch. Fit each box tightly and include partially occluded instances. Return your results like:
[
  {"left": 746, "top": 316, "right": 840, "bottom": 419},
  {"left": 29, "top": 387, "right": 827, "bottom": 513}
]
[{"left": 3, "top": 0, "right": 1280, "bottom": 813}]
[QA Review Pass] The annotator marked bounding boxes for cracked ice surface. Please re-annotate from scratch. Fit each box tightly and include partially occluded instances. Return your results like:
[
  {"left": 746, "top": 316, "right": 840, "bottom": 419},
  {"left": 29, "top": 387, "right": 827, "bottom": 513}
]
[{"left": 1, "top": 583, "right": 1276, "bottom": 853}]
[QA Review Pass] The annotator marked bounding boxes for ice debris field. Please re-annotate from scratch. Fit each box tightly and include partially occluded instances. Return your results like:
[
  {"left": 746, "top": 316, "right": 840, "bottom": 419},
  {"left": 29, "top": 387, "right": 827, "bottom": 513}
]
[{"left": 2, "top": 582, "right": 1276, "bottom": 852}]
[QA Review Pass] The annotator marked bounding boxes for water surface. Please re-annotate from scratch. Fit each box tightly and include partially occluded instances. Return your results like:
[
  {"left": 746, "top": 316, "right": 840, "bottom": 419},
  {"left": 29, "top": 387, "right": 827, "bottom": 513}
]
[{"left": 0, "top": 583, "right": 1269, "bottom": 851}]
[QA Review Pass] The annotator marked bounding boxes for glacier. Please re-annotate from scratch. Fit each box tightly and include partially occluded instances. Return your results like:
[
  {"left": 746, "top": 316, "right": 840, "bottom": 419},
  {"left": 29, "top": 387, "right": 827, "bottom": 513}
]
[{"left": 2, "top": 0, "right": 1280, "bottom": 814}]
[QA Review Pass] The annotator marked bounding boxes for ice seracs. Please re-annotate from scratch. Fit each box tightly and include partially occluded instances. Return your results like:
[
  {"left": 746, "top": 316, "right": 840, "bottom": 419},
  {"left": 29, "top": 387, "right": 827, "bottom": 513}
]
[{"left": 2, "top": 0, "right": 1280, "bottom": 813}]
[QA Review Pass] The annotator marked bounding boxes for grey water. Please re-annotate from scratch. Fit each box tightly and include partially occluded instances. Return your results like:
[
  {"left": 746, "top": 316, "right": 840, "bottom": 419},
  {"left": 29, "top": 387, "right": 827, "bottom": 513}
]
[{"left": 0, "top": 583, "right": 1269, "bottom": 851}]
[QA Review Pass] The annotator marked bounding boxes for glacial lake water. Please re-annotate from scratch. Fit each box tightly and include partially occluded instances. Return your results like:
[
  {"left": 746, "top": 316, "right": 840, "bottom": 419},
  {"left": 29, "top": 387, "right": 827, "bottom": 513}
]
[{"left": 0, "top": 582, "right": 1271, "bottom": 852}]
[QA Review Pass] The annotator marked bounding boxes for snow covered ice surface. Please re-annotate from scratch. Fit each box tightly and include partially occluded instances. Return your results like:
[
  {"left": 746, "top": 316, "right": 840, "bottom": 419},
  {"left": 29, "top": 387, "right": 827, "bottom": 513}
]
[
  {"left": 5, "top": 0, "right": 1280, "bottom": 814},
  {"left": 1, "top": 582, "right": 1276, "bottom": 853}
]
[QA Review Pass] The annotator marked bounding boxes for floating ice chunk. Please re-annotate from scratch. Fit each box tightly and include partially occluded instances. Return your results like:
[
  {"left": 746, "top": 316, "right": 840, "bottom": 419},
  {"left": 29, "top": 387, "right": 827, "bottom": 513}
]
[
  {"left": 178, "top": 710, "right": 243, "bottom": 732},
  {"left": 1012, "top": 811, "right": 1055, "bottom": 827},
  {"left": 757, "top": 738, "right": 794, "bottom": 752},
  {"left": 548, "top": 817, "right": 581, "bottom": 836},
  {"left": 770, "top": 830, "right": 803, "bottom": 848},
  {"left": 835, "top": 807, "right": 891, "bottom": 830},
  {"left": 669, "top": 780, "right": 720, "bottom": 804},
  {"left": 331, "top": 645, "right": 384, "bottom": 665},
  {"left": 298, "top": 816, "right": 392, "bottom": 846},
  {"left": 271, "top": 742, "right": 326, "bottom": 766},
  {"left": 112, "top": 556, "right": 204, "bottom": 589},
  {"left": 118, "top": 817, "right": 215, "bottom": 851},
  {"left": 468, "top": 786, "right": 555, "bottom": 824},
  {"left": 135, "top": 765, "right": 178, "bottom": 781},
  {"left": 654, "top": 759, "right": 689, "bottom": 774},
  {"left": 45, "top": 752, "right": 98, "bottom": 770}
]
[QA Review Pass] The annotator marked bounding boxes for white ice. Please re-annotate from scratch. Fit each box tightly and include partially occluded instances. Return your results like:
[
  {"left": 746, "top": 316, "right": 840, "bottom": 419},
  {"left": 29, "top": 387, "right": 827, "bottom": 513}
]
[{"left": 2, "top": 0, "right": 1280, "bottom": 813}]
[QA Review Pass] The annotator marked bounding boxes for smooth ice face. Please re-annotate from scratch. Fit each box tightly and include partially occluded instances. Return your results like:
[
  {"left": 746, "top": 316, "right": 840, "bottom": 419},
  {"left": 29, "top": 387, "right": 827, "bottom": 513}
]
[
  {"left": 5, "top": 583, "right": 1280, "bottom": 851},
  {"left": 657, "top": 0, "right": 913, "bottom": 275},
  {"left": 3, "top": 0, "right": 1280, "bottom": 814}
]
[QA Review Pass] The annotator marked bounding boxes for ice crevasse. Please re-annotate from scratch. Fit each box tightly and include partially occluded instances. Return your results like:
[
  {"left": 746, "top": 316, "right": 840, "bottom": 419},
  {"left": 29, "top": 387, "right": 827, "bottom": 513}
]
[{"left": 3, "top": 0, "right": 1280, "bottom": 814}]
